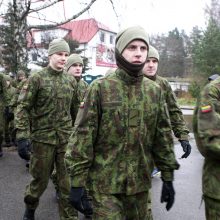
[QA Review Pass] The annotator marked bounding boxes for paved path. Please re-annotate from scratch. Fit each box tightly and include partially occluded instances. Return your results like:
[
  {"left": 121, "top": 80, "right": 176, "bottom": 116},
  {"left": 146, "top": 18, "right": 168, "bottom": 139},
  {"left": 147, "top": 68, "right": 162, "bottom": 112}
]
[{"left": 0, "top": 134, "right": 205, "bottom": 220}]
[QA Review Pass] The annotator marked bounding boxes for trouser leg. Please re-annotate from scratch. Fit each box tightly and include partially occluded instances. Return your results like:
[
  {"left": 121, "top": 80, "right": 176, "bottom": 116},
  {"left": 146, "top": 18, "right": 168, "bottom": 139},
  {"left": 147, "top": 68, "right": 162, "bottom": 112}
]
[
  {"left": 204, "top": 195, "right": 220, "bottom": 220},
  {"left": 91, "top": 190, "right": 152, "bottom": 220},
  {"left": 24, "top": 141, "right": 55, "bottom": 210},
  {"left": 56, "top": 143, "right": 77, "bottom": 220}
]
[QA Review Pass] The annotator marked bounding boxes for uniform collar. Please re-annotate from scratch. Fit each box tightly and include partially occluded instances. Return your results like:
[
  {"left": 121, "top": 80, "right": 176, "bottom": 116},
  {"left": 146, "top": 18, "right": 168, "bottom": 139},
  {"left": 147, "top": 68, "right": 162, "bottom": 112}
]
[{"left": 116, "top": 68, "right": 143, "bottom": 85}]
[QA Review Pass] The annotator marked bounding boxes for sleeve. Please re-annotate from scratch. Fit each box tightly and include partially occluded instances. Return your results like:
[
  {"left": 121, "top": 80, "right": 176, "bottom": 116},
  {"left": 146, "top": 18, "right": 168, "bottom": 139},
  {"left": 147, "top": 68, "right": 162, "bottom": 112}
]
[
  {"left": 152, "top": 89, "right": 180, "bottom": 181},
  {"left": 15, "top": 76, "right": 39, "bottom": 140},
  {"left": 2, "top": 75, "right": 10, "bottom": 106},
  {"left": 165, "top": 81, "right": 189, "bottom": 140},
  {"left": 193, "top": 84, "right": 220, "bottom": 160},
  {"left": 70, "top": 78, "right": 81, "bottom": 124},
  {"left": 65, "top": 81, "right": 101, "bottom": 187}
]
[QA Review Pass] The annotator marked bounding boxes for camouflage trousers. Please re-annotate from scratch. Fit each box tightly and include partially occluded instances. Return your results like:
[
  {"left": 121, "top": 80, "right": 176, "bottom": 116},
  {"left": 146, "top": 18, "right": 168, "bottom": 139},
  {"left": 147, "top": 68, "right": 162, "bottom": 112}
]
[
  {"left": 24, "top": 141, "right": 77, "bottom": 220},
  {"left": 90, "top": 190, "right": 153, "bottom": 220},
  {"left": 204, "top": 195, "right": 220, "bottom": 220}
]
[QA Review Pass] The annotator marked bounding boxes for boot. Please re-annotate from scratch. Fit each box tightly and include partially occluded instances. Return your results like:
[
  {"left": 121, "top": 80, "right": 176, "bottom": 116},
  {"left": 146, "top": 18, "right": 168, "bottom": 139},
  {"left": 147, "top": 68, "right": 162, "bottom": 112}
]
[{"left": 23, "top": 208, "right": 35, "bottom": 220}]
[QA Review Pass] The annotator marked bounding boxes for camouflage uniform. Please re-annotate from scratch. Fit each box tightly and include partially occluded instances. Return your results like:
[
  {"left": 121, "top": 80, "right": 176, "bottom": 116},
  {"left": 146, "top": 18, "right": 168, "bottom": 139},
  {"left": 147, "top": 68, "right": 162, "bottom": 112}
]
[
  {"left": 193, "top": 77, "right": 220, "bottom": 220},
  {"left": 15, "top": 66, "right": 78, "bottom": 219},
  {"left": 65, "top": 68, "right": 179, "bottom": 219},
  {"left": 0, "top": 73, "right": 10, "bottom": 156},
  {"left": 4, "top": 75, "right": 16, "bottom": 146},
  {"left": 149, "top": 75, "right": 189, "bottom": 140}
]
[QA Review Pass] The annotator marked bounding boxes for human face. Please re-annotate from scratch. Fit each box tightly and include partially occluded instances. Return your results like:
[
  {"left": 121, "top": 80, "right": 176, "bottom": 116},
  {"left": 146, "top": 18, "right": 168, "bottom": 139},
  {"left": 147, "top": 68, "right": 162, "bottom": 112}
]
[
  {"left": 49, "top": 52, "right": 69, "bottom": 71},
  {"left": 68, "top": 63, "right": 83, "bottom": 78},
  {"left": 122, "top": 40, "right": 148, "bottom": 64},
  {"left": 143, "top": 58, "right": 158, "bottom": 77}
]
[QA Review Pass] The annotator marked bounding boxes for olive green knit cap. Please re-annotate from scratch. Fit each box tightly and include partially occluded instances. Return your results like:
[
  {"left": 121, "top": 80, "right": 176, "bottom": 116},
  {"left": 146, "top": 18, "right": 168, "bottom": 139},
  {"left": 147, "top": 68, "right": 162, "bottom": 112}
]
[
  {"left": 116, "top": 26, "right": 149, "bottom": 53},
  {"left": 66, "top": 54, "right": 84, "bottom": 71},
  {"left": 148, "top": 45, "right": 160, "bottom": 61},
  {"left": 48, "top": 38, "right": 70, "bottom": 56}
]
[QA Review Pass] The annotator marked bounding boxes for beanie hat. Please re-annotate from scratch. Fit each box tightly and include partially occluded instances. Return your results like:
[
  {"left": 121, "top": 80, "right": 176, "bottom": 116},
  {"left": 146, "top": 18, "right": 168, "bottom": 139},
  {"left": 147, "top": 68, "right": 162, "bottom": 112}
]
[
  {"left": 148, "top": 45, "right": 160, "bottom": 61},
  {"left": 17, "top": 70, "right": 25, "bottom": 77},
  {"left": 116, "top": 26, "right": 149, "bottom": 53},
  {"left": 48, "top": 38, "right": 70, "bottom": 56},
  {"left": 66, "top": 54, "right": 84, "bottom": 71}
]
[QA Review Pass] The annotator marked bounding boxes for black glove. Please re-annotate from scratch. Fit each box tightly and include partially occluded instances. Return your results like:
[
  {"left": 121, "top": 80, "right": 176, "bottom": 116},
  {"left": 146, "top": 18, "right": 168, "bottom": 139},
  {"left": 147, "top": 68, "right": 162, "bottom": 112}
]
[
  {"left": 69, "top": 187, "right": 93, "bottom": 216},
  {"left": 4, "top": 106, "right": 14, "bottom": 122},
  {"left": 161, "top": 181, "right": 175, "bottom": 211},
  {"left": 17, "top": 139, "right": 31, "bottom": 161},
  {"left": 179, "top": 140, "right": 191, "bottom": 158}
]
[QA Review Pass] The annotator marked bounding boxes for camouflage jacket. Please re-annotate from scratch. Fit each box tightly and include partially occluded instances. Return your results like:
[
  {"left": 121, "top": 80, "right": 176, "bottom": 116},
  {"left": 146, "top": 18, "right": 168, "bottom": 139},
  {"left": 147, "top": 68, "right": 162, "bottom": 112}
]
[
  {"left": 10, "top": 79, "right": 27, "bottom": 108},
  {"left": 15, "top": 66, "right": 78, "bottom": 145},
  {"left": 193, "top": 78, "right": 220, "bottom": 199},
  {"left": 147, "top": 75, "right": 189, "bottom": 140},
  {"left": 65, "top": 69, "right": 179, "bottom": 195},
  {"left": 77, "top": 79, "right": 88, "bottom": 103},
  {"left": 0, "top": 73, "right": 10, "bottom": 108},
  {"left": 71, "top": 78, "right": 89, "bottom": 124}
]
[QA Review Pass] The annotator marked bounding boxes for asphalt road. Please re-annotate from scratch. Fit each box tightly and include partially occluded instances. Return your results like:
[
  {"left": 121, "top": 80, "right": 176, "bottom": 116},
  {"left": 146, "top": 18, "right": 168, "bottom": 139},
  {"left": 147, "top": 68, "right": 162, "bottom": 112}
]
[{"left": 0, "top": 134, "right": 205, "bottom": 220}]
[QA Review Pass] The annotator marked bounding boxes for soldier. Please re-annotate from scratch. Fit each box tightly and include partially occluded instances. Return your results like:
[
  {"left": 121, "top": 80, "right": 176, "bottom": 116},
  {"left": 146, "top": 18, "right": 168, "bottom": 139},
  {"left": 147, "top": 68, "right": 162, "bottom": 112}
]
[
  {"left": 11, "top": 70, "right": 30, "bottom": 166},
  {"left": 50, "top": 54, "right": 89, "bottom": 201},
  {"left": 66, "top": 53, "right": 89, "bottom": 122},
  {"left": 143, "top": 45, "right": 191, "bottom": 177},
  {"left": 0, "top": 73, "right": 11, "bottom": 157},
  {"left": 65, "top": 26, "right": 180, "bottom": 219},
  {"left": 15, "top": 38, "right": 78, "bottom": 220},
  {"left": 142, "top": 45, "right": 192, "bottom": 215},
  {"left": 193, "top": 77, "right": 220, "bottom": 220},
  {"left": 4, "top": 75, "right": 16, "bottom": 147}
]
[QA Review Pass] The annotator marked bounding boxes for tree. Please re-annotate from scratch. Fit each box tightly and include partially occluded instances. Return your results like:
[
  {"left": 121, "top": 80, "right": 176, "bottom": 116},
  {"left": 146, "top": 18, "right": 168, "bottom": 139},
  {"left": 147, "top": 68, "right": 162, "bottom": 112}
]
[
  {"left": 0, "top": 0, "right": 99, "bottom": 75},
  {"left": 0, "top": 1, "right": 29, "bottom": 74},
  {"left": 191, "top": 21, "right": 220, "bottom": 79},
  {"left": 150, "top": 28, "right": 187, "bottom": 78}
]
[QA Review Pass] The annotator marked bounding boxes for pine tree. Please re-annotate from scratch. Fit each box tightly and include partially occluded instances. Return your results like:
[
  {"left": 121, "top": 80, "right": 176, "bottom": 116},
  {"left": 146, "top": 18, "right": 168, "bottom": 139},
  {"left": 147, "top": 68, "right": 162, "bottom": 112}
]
[{"left": 0, "top": 1, "right": 28, "bottom": 75}]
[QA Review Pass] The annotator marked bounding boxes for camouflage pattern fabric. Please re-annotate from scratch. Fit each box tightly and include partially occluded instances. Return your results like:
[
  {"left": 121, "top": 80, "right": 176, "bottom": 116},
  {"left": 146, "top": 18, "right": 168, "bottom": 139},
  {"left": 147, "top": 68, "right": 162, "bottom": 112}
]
[
  {"left": 4, "top": 83, "right": 16, "bottom": 145},
  {"left": 90, "top": 190, "right": 153, "bottom": 220},
  {"left": 204, "top": 196, "right": 220, "bottom": 220},
  {"left": 15, "top": 66, "right": 78, "bottom": 219},
  {"left": 24, "top": 141, "right": 77, "bottom": 219},
  {"left": 70, "top": 78, "right": 88, "bottom": 124},
  {"left": 77, "top": 79, "right": 89, "bottom": 103},
  {"left": 15, "top": 66, "right": 78, "bottom": 144},
  {"left": 10, "top": 79, "right": 27, "bottom": 108},
  {"left": 152, "top": 75, "right": 189, "bottom": 140},
  {"left": 65, "top": 68, "right": 179, "bottom": 196},
  {"left": 193, "top": 77, "right": 220, "bottom": 218},
  {"left": 0, "top": 74, "right": 10, "bottom": 148}
]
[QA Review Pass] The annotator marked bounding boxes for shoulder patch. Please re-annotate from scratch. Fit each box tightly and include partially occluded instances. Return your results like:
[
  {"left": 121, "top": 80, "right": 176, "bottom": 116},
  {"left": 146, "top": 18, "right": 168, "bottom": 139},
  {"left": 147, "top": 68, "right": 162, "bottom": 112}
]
[{"left": 201, "top": 105, "right": 212, "bottom": 113}]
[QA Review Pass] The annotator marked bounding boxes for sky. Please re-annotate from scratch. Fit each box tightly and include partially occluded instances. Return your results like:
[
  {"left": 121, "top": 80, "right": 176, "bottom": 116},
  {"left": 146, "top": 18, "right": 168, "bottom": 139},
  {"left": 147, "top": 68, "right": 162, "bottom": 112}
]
[{"left": 26, "top": 0, "right": 211, "bottom": 35}]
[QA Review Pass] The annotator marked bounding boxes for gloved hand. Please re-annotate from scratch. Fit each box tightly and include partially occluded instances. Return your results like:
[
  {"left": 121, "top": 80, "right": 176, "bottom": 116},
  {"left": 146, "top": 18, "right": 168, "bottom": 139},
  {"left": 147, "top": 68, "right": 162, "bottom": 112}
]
[
  {"left": 179, "top": 140, "right": 191, "bottom": 158},
  {"left": 69, "top": 187, "right": 93, "bottom": 216},
  {"left": 17, "top": 138, "right": 31, "bottom": 161},
  {"left": 4, "top": 106, "right": 14, "bottom": 122},
  {"left": 161, "top": 181, "right": 175, "bottom": 211}
]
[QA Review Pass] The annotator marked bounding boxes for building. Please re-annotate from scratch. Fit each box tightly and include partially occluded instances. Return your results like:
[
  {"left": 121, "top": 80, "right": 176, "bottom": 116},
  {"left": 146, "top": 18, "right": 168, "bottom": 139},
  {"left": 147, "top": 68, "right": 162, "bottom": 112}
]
[{"left": 28, "top": 18, "right": 117, "bottom": 76}]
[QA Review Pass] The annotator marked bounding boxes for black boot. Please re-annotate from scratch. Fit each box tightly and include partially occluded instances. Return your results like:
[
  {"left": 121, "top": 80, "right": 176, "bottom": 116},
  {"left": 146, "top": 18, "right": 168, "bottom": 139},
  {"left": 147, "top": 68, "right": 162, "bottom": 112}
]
[{"left": 23, "top": 208, "right": 35, "bottom": 220}]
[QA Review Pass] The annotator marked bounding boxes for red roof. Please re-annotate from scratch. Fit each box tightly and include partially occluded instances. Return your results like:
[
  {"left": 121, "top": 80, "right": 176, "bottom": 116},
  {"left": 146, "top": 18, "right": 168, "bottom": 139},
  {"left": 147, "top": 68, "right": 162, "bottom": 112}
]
[{"left": 60, "top": 18, "right": 116, "bottom": 44}]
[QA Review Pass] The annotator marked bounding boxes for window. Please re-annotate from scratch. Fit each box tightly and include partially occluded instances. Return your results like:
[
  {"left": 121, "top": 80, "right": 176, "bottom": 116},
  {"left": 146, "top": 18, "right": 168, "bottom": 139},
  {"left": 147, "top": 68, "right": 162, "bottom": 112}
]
[
  {"left": 110, "top": 35, "right": 114, "bottom": 44},
  {"left": 32, "top": 53, "right": 37, "bottom": 61},
  {"left": 100, "top": 32, "right": 105, "bottom": 43}
]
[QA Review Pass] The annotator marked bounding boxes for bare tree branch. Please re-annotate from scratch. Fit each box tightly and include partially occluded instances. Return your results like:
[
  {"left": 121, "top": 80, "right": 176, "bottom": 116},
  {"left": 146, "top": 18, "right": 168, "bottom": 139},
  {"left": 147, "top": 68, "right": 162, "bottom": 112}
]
[
  {"left": 28, "top": 0, "right": 63, "bottom": 14},
  {"left": 28, "top": 0, "right": 98, "bottom": 30}
]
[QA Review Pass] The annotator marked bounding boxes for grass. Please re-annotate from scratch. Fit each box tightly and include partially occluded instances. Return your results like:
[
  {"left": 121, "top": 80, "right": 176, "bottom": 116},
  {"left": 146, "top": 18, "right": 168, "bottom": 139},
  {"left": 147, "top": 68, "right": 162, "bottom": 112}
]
[{"left": 177, "top": 97, "right": 196, "bottom": 107}]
